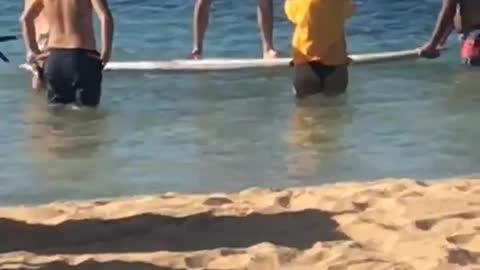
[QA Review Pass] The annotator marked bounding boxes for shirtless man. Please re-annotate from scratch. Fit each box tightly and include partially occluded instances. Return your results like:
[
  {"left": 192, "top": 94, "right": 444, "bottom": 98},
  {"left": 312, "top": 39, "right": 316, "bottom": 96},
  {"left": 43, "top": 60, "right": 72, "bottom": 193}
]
[
  {"left": 419, "top": 0, "right": 480, "bottom": 66},
  {"left": 191, "top": 0, "right": 278, "bottom": 59},
  {"left": 24, "top": 0, "right": 49, "bottom": 91},
  {"left": 20, "top": 0, "right": 114, "bottom": 107}
]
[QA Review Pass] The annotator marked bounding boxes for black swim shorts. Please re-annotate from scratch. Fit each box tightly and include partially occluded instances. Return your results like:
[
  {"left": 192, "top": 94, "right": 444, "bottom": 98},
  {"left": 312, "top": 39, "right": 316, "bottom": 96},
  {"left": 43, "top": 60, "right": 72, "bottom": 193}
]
[
  {"left": 292, "top": 62, "right": 348, "bottom": 99},
  {"left": 43, "top": 48, "right": 103, "bottom": 106}
]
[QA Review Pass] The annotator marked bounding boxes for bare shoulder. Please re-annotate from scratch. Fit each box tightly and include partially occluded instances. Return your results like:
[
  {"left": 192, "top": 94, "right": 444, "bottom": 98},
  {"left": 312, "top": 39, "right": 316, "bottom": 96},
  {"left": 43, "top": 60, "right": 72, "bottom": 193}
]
[
  {"left": 24, "top": 0, "right": 40, "bottom": 5},
  {"left": 24, "top": 0, "right": 43, "bottom": 8},
  {"left": 21, "top": 0, "right": 44, "bottom": 17}
]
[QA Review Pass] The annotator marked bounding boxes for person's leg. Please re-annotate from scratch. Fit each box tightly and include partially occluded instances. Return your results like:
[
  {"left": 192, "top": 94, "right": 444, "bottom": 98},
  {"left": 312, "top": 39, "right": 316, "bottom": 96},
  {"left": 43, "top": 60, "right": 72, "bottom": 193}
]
[
  {"left": 73, "top": 50, "right": 103, "bottom": 107},
  {"left": 43, "top": 50, "right": 75, "bottom": 105},
  {"left": 29, "top": 59, "right": 43, "bottom": 91},
  {"left": 30, "top": 61, "right": 45, "bottom": 92},
  {"left": 454, "top": 7, "right": 462, "bottom": 32},
  {"left": 31, "top": 75, "right": 44, "bottom": 91},
  {"left": 192, "top": 0, "right": 212, "bottom": 59},
  {"left": 27, "top": 52, "right": 43, "bottom": 91},
  {"left": 293, "top": 62, "right": 331, "bottom": 99},
  {"left": 30, "top": 34, "right": 49, "bottom": 92},
  {"left": 323, "top": 65, "right": 348, "bottom": 97},
  {"left": 256, "top": 0, "right": 278, "bottom": 59}
]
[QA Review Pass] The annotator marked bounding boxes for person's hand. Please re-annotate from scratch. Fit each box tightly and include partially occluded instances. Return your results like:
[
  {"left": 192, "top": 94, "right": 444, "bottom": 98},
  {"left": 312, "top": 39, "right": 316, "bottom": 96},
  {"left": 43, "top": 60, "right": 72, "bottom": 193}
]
[
  {"left": 100, "top": 49, "right": 111, "bottom": 68},
  {"left": 418, "top": 43, "right": 441, "bottom": 59},
  {"left": 27, "top": 50, "right": 49, "bottom": 65}
]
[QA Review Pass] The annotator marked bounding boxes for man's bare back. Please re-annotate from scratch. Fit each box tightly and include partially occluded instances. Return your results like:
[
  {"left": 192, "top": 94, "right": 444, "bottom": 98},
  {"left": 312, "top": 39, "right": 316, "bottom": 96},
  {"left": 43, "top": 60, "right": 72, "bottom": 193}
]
[
  {"left": 41, "top": 0, "right": 96, "bottom": 50},
  {"left": 21, "top": 0, "right": 113, "bottom": 65},
  {"left": 20, "top": 0, "right": 114, "bottom": 107}
]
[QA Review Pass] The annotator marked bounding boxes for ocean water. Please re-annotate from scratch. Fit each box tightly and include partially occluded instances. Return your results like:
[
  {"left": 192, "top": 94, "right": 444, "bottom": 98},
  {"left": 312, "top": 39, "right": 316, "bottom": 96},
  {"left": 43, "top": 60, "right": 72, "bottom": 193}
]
[{"left": 1, "top": 0, "right": 479, "bottom": 206}]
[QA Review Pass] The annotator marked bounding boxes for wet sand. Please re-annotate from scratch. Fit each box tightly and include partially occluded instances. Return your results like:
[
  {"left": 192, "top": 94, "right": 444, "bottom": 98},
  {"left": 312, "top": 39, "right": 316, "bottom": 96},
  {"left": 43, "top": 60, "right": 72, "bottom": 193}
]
[{"left": 0, "top": 178, "right": 479, "bottom": 270}]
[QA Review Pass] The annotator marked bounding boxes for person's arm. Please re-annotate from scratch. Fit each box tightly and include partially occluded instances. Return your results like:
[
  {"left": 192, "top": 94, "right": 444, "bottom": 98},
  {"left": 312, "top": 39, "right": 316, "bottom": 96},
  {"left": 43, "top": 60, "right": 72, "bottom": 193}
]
[
  {"left": 284, "top": 0, "right": 306, "bottom": 25},
  {"left": 438, "top": 24, "right": 454, "bottom": 48},
  {"left": 91, "top": 0, "right": 114, "bottom": 66},
  {"left": 19, "top": 0, "right": 43, "bottom": 59},
  {"left": 343, "top": 0, "right": 355, "bottom": 19},
  {"left": 426, "top": 0, "right": 458, "bottom": 48}
]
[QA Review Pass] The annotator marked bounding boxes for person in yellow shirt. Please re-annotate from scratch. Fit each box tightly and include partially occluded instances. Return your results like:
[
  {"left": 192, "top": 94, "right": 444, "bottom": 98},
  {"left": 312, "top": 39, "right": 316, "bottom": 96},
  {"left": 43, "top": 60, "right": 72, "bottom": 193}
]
[{"left": 285, "top": 0, "right": 354, "bottom": 99}]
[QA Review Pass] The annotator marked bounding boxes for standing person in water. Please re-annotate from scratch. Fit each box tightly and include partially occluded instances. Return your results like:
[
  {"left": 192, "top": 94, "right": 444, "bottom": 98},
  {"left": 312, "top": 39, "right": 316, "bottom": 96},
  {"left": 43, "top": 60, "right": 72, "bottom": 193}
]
[
  {"left": 20, "top": 0, "right": 114, "bottom": 107},
  {"left": 420, "top": 0, "right": 480, "bottom": 66},
  {"left": 191, "top": 0, "right": 278, "bottom": 59},
  {"left": 285, "top": 0, "right": 355, "bottom": 99},
  {"left": 24, "top": 0, "right": 49, "bottom": 92}
]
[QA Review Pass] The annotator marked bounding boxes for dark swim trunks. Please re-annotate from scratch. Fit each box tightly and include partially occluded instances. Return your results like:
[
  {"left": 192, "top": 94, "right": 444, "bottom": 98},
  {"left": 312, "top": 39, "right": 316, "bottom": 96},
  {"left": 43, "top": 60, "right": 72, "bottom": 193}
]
[
  {"left": 292, "top": 62, "right": 348, "bottom": 99},
  {"left": 43, "top": 48, "right": 103, "bottom": 106},
  {"left": 460, "top": 30, "right": 480, "bottom": 66}
]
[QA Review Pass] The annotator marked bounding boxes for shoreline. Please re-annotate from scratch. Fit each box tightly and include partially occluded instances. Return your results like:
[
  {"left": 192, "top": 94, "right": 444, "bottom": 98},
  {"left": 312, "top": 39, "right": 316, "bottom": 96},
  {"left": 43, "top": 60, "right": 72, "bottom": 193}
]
[{"left": 0, "top": 177, "right": 479, "bottom": 269}]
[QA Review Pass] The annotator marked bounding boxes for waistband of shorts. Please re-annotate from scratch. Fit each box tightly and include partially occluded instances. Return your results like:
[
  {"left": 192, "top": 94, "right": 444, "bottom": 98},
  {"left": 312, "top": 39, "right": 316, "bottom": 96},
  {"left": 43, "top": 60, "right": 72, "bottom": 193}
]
[
  {"left": 47, "top": 47, "right": 100, "bottom": 55},
  {"left": 294, "top": 61, "right": 341, "bottom": 68}
]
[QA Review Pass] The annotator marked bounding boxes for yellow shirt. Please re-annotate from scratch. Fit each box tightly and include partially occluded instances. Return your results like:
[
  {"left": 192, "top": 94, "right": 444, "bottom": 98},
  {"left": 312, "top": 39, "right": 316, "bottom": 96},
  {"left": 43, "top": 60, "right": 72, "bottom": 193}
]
[{"left": 285, "top": 0, "right": 354, "bottom": 65}]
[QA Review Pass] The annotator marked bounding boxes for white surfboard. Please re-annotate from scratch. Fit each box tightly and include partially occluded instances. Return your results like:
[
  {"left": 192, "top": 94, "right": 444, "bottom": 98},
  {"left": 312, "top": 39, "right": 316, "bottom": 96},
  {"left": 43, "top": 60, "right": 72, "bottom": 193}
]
[{"left": 19, "top": 48, "right": 420, "bottom": 73}]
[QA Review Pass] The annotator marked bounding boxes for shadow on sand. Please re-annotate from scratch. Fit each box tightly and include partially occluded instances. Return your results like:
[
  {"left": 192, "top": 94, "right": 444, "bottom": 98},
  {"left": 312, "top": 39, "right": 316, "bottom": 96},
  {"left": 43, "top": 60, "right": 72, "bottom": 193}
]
[
  {"left": 0, "top": 209, "right": 348, "bottom": 254},
  {"left": 0, "top": 260, "right": 185, "bottom": 270}
]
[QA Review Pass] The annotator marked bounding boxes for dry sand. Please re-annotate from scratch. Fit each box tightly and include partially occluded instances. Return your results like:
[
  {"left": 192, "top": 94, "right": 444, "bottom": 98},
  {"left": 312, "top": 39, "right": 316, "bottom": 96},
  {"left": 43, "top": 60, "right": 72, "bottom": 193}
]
[{"left": 0, "top": 178, "right": 479, "bottom": 270}]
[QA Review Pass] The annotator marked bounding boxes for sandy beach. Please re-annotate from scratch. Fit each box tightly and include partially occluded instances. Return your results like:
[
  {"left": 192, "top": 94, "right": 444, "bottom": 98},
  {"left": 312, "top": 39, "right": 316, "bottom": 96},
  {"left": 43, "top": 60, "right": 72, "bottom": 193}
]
[{"left": 0, "top": 178, "right": 479, "bottom": 270}]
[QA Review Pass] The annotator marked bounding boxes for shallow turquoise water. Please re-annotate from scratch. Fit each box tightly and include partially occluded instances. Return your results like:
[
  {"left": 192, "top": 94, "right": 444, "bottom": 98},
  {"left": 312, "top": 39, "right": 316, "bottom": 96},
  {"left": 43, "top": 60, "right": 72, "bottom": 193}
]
[{"left": 1, "top": 0, "right": 479, "bottom": 206}]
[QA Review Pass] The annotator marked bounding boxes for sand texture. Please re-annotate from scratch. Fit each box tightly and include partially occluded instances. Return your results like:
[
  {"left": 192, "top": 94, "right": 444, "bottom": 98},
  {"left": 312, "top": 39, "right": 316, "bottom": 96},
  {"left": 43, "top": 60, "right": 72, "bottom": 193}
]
[{"left": 0, "top": 178, "right": 479, "bottom": 270}]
